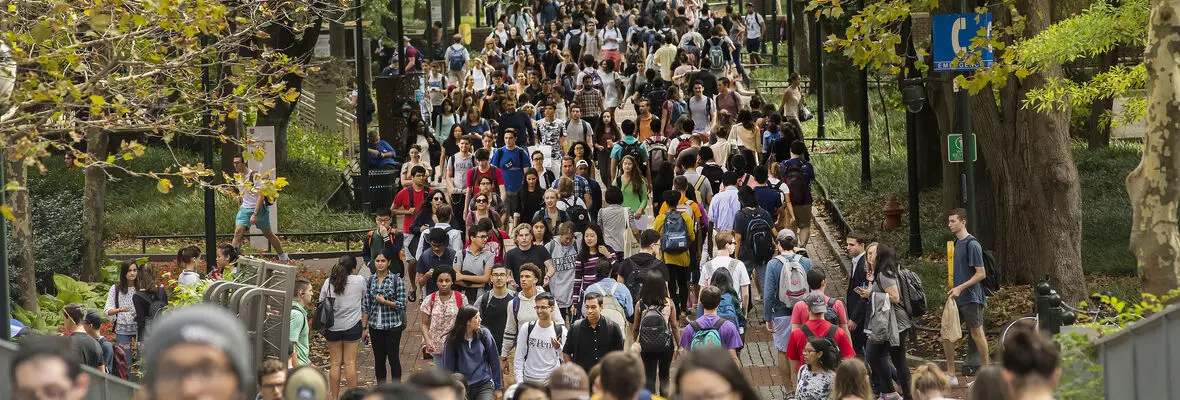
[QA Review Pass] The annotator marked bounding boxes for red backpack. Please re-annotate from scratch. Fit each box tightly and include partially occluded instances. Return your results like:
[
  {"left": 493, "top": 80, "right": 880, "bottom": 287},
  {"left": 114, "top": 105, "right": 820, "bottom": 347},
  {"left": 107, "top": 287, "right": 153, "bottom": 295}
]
[{"left": 108, "top": 338, "right": 130, "bottom": 379}]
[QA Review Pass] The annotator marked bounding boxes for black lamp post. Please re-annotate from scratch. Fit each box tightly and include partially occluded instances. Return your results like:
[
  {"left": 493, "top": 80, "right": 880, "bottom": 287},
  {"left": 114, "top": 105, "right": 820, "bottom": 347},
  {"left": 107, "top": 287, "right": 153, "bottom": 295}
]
[
  {"left": 900, "top": 16, "right": 923, "bottom": 257},
  {"left": 355, "top": 0, "right": 371, "bottom": 214},
  {"left": 201, "top": 35, "right": 216, "bottom": 273}
]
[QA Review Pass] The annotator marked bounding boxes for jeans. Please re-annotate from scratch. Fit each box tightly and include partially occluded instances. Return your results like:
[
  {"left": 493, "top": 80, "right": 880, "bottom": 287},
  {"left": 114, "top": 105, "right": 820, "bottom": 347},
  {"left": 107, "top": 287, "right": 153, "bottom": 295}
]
[
  {"left": 668, "top": 265, "right": 690, "bottom": 313},
  {"left": 867, "top": 334, "right": 911, "bottom": 398},
  {"left": 467, "top": 380, "right": 495, "bottom": 400},
  {"left": 370, "top": 327, "right": 404, "bottom": 382},
  {"left": 641, "top": 350, "right": 674, "bottom": 396}
]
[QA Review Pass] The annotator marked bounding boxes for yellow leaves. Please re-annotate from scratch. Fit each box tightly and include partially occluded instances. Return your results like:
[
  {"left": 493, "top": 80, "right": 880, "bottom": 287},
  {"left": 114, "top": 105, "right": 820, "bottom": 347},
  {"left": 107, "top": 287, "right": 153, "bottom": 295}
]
[
  {"left": 156, "top": 178, "right": 172, "bottom": 193},
  {"left": 8, "top": 4, "right": 16, "bottom": 12},
  {"left": 0, "top": 205, "right": 12, "bottom": 221},
  {"left": 89, "top": 95, "right": 105, "bottom": 114},
  {"left": 90, "top": 13, "right": 112, "bottom": 31}
]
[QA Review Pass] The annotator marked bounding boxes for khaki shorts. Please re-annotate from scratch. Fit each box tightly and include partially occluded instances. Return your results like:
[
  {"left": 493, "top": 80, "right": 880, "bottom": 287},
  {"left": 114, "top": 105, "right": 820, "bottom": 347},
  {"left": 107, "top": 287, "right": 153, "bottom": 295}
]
[{"left": 793, "top": 204, "right": 813, "bottom": 229}]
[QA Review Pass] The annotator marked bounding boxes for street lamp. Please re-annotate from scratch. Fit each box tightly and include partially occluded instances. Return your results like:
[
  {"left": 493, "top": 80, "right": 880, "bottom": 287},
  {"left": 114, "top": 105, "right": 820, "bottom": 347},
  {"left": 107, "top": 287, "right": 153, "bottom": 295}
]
[{"left": 901, "top": 16, "right": 924, "bottom": 258}]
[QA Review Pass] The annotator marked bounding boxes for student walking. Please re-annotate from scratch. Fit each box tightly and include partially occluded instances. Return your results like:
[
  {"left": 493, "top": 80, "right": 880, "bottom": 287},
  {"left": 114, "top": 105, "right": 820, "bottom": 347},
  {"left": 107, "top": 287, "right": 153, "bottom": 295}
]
[
  {"left": 942, "top": 207, "right": 990, "bottom": 385},
  {"left": 513, "top": 292, "right": 569, "bottom": 385},
  {"left": 103, "top": 259, "right": 138, "bottom": 362},
  {"left": 362, "top": 247, "right": 408, "bottom": 383},
  {"left": 438, "top": 306, "right": 505, "bottom": 400},
  {"left": 855, "top": 243, "right": 912, "bottom": 400},
  {"left": 319, "top": 256, "right": 366, "bottom": 400},
  {"left": 421, "top": 269, "right": 469, "bottom": 359},
  {"left": 632, "top": 271, "right": 679, "bottom": 396}
]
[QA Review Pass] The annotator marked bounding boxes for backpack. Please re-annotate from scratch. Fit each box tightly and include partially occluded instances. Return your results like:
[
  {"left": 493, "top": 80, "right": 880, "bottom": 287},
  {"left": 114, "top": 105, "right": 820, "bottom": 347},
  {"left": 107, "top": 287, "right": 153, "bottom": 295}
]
[
  {"left": 741, "top": 209, "right": 775, "bottom": 262},
  {"left": 674, "top": 134, "right": 693, "bottom": 155},
  {"left": 637, "top": 304, "right": 674, "bottom": 352},
  {"left": 646, "top": 137, "right": 670, "bottom": 174},
  {"left": 595, "top": 283, "right": 629, "bottom": 332},
  {"left": 700, "top": 164, "right": 724, "bottom": 194},
  {"left": 105, "top": 337, "right": 130, "bottom": 379},
  {"left": 782, "top": 160, "right": 812, "bottom": 205},
  {"left": 645, "top": 84, "right": 668, "bottom": 113},
  {"left": 618, "top": 141, "right": 648, "bottom": 172},
  {"left": 429, "top": 290, "right": 465, "bottom": 314},
  {"left": 520, "top": 321, "right": 565, "bottom": 361},
  {"left": 136, "top": 288, "right": 168, "bottom": 333},
  {"left": 560, "top": 199, "right": 591, "bottom": 232},
  {"left": 447, "top": 47, "right": 465, "bottom": 72},
  {"left": 715, "top": 292, "right": 744, "bottom": 328},
  {"left": 897, "top": 266, "right": 928, "bottom": 318},
  {"left": 567, "top": 30, "right": 584, "bottom": 57},
  {"left": 682, "top": 38, "right": 700, "bottom": 57},
  {"left": 688, "top": 318, "right": 725, "bottom": 349},
  {"left": 651, "top": 1, "right": 669, "bottom": 26},
  {"left": 707, "top": 38, "right": 726, "bottom": 68},
  {"left": 967, "top": 237, "right": 1001, "bottom": 296},
  {"left": 659, "top": 211, "right": 690, "bottom": 253},
  {"left": 775, "top": 254, "right": 809, "bottom": 307},
  {"left": 667, "top": 101, "right": 688, "bottom": 132},
  {"left": 622, "top": 256, "right": 664, "bottom": 298},
  {"left": 800, "top": 322, "right": 838, "bottom": 351}
]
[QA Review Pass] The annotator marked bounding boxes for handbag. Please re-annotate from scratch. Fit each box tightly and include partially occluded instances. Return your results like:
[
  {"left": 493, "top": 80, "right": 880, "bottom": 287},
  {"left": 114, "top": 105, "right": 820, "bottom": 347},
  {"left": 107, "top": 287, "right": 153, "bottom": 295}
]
[
  {"left": 312, "top": 284, "right": 336, "bottom": 333},
  {"left": 798, "top": 105, "right": 814, "bottom": 122}
]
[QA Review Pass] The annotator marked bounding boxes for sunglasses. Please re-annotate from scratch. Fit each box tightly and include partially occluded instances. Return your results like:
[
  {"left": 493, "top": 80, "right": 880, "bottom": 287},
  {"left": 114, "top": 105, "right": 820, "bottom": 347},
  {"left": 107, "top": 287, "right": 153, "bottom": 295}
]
[{"left": 476, "top": 198, "right": 489, "bottom": 203}]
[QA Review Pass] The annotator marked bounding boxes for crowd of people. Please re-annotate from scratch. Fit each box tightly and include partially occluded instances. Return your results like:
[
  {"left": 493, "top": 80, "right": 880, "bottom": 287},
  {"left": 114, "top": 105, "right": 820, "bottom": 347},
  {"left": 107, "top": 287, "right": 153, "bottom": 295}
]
[{"left": 8, "top": 0, "right": 1073, "bottom": 398}]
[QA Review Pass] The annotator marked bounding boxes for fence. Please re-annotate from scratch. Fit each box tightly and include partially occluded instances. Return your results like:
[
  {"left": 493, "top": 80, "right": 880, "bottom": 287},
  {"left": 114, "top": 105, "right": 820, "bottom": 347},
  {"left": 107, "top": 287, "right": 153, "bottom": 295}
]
[{"left": 204, "top": 257, "right": 297, "bottom": 365}]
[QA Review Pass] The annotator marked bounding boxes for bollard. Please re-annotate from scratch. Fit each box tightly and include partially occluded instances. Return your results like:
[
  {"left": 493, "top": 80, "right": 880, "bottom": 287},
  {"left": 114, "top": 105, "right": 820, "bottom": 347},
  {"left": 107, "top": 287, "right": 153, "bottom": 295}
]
[{"left": 1034, "top": 279, "right": 1076, "bottom": 336}]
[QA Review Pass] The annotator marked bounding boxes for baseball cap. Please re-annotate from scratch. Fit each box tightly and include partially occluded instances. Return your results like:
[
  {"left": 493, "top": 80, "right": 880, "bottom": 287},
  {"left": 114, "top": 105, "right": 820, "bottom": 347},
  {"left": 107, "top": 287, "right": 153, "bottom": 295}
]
[
  {"left": 802, "top": 291, "right": 827, "bottom": 314},
  {"left": 83, "top": 310, "right": 104, "bottom": 327},
  {"left": 549, "top": 363, "right": 590, "bottom": 400},
  {"left": 777, "top": 229, "right": 797, "bottom": 242},
  {"left": 576, "top": 160, "right": 589, "bottom": 169},
  {"left": 285, "top": 366, "right": 330, "bottom": 400}
]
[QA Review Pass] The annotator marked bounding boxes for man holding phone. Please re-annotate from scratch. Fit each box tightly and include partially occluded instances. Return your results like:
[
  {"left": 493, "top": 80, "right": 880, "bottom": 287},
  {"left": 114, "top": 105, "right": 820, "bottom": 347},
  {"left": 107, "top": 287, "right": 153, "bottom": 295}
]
[{"left": 843, "top": 232, "right": 871, "bottom": 357}]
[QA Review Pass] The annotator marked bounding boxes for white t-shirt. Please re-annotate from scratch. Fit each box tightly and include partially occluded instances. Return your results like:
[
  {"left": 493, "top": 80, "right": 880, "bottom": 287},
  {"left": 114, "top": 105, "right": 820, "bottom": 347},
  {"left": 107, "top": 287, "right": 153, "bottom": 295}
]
[
  {"left": 514, "top": 321, "right": 569, "bottom": 383},
  {"left": 602, "top": 72, "right": 621, "bottom": 108},
  {"left": 744, "top": 13, "right": 765, "bottom": 39},
  {"left": 320, "top": 275, "right": 367, "bottom": 332},
  {"left": 699, "top": 256, "right": 750, "bottom": 302}
]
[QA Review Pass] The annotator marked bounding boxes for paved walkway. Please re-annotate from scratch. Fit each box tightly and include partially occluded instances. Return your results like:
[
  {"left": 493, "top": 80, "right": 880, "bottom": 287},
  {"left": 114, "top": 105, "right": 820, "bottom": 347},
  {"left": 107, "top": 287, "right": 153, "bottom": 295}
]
[{"left": 304, "top": 224, "right": 847, "bottom": 399}]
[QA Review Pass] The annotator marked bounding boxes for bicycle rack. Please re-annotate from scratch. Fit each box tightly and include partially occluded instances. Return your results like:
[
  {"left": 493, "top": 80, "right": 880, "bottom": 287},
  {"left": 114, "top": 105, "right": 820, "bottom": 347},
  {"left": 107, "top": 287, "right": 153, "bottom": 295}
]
[{"left": 199, "top": 257, "right": 297, "bottom": 365}]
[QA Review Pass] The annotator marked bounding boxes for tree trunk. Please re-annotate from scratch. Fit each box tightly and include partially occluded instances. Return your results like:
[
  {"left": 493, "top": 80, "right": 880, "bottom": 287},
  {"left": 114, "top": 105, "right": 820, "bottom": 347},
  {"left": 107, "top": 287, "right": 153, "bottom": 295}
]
[
  {"left": 1084, "top": 47, "right": 1117, "bottom": 150},
  {"left": 5, "top": 159, "right": 36, "bottom": 312},
  {"left": 793, "top": 1, "right": 812, "bottom": 79},
  {"left": 968, "top": 0, "right": 1086, "bottom": 304},
  {"left": 80, "top": 128, "right": 110, "bottom": 282},
  {"left": 1127, "top": 0, "right": 1180, "bottom": 297}
]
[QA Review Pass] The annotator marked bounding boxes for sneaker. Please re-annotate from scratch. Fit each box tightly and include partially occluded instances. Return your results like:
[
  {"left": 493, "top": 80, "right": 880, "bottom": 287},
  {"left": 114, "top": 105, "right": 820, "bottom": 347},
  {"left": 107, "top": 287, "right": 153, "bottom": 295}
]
[
  {"left": 277, "top": 253, "right": 290, "bottom": 262},
  {"left": 949, "top": 376, "right": 960, "bottom": 386}
]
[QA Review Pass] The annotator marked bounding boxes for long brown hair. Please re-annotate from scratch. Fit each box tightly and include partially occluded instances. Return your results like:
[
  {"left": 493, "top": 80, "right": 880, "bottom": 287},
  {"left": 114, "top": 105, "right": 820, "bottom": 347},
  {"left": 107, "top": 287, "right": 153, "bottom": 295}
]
[
  {"left": 618, "top": 155, "right": 646, "bottom": 199},
  {"left": 832, "top": 358, "right": 873, "bottom": 400}
]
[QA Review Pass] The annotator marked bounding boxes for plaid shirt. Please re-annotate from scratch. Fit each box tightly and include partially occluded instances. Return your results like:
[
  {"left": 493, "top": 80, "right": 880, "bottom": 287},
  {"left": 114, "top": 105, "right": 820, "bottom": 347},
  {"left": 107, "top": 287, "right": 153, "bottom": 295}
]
[
  {"left": 574, "top": 88, "right": 604, "bottom": 117},
  {"left": 363, "top": 273, "right": 407, "bottom": 330}
]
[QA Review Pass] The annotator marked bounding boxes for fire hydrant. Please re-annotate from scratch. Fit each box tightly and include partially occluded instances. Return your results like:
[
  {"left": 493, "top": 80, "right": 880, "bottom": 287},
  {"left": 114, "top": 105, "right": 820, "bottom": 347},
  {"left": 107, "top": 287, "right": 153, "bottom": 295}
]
[{"left": 882, "top": 196, "right": 905, "bottom": 229}]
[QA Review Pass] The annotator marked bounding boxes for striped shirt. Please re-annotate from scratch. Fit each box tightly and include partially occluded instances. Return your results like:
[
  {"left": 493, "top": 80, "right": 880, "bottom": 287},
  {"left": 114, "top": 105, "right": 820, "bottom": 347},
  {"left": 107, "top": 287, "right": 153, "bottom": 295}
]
[
  {"left": 573, "top": 249, "right": 617, "bottom": 307},
  {"left": 362, "top": 273, "right": 407, "bottom": 330},
  {"left": 708, "top": 186, "right": 741, "bottom": 231}
]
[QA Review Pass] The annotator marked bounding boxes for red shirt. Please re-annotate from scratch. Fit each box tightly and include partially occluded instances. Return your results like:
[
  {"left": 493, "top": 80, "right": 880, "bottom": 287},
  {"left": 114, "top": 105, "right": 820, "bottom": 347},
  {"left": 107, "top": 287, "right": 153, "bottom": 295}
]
[
  {"left": 789, "top": 295, "right": 849, "bottom": 326},
  {"left": 785, "top": 319, "right": 856, "bottom": 361},
  {"left": 393, "top": 187, "right": 430, "bottom": 233},
  {"left": 465, "top": 166, "right": 505, "bottom": 197}
]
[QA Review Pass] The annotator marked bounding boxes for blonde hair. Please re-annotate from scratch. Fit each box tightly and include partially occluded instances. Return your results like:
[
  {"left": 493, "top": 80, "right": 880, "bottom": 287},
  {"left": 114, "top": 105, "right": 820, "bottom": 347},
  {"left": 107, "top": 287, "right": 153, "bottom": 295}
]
[
  {"left": 714, "top": 231, "right": 735, "bottom": 248},
  {"left": 911, "top": 363, "right": 950, "bottom": 400},
  {"left": 832, "top": 358, "right": 873, "bottom": 400}
]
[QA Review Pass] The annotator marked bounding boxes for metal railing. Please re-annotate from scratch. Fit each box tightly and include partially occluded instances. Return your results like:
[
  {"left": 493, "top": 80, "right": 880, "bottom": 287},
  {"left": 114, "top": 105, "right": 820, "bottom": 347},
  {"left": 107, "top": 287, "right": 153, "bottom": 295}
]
[
  {"left": 204, "top": 257, "right": 297, "bottom": 366},
  {"left": 293, "top": 89, "right": 358, "bottom": 161},
  {"left": 0, "top": 339, "right": 141, "bottom": 400},
  {"left": 136, "top": 229, "right": 371, "bottom": 253}
]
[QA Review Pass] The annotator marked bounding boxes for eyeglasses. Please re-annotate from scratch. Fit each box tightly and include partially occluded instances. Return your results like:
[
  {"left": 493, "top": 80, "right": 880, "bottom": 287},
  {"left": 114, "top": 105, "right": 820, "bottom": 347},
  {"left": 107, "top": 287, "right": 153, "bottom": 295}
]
[
  {"left": 433, "top": 197, "right": 445, "bottom": 202},
  {"left": 476, "top": 198, "right": 489, "bottom": 203}
]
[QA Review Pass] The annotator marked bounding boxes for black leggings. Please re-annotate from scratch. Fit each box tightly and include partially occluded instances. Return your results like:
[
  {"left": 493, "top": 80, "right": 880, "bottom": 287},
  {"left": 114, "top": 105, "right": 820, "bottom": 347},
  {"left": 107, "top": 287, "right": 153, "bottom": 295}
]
[
  {"left": 641, "top": 350, "right": 674, "bottom": 396},
  {"left": 667, "top": 265, "right": 690, "bottom": 314},
  {"left": 867, "top": 334, "right": 911, "bottom": 398},
  {"left": 371, "top": 327, "right": 405, "bottom": 383}
]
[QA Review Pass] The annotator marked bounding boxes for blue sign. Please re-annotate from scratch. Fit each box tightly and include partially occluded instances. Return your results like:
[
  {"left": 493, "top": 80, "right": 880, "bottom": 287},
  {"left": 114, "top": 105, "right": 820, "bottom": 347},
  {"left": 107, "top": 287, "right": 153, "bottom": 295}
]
[{"left": 931, "top": 13, "right": 994, "bottom": 72}]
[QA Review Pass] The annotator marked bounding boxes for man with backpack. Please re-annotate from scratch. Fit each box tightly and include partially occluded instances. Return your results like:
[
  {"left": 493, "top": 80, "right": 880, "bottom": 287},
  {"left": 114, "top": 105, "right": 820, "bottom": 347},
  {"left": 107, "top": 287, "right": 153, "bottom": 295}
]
[
  {"left": 782, "top": 140, "right": 815, "bottom": 247},
  {"left": 785, "top": 291, "right": 856, "bottom": 386},
  {"left": 502, "top": 264, "right": 567, "bottom": 374},
  {"left": 654, "top": 190, "right": 697, "bottom": 315},
  {"left": 610, "top": 120, "right": 649, "bottom": 177},
  {"left": 686, "top": 80, "right": 716, "bottom": 135},
  {"left": 699, "top": 231, "right": 750, "bottom": 309},
  {"left": 476, "top": 265, "right": 516, "bottom": 361},
  {"left": 491, "top": 130, "right": 528, "bottom": 214},
  {"left": 415, "top": 228, "right": 461, "bottom": 297},
  {"left": 703, "top": 26, "right": 732, "bottom": 77},
  {"left": 678, "top": 286, "right": 742, "bottom": 361},
  {"left": 443, "top": 34, "right": 469, "bottom": 85},
  {"left": 513, "top": 292, "right": 569, "bottom": 385},
  {"left": 943, "top": 207, "right": 990, "bottom": 385},
  {"left": 616, "top": 229, "right": 671, "bottom": 298},
  {"left": 697, "top": 146, "right": 726, "bottom": 197},
  {"left": 82, "top": 311, "right": 121, "bottom": 378},
  {"left": 563, "top": 291, "right": 626, "bottom": 373},
  {"left": 732, "top": 186, "right": 775, "bottom": 304},
  {"left": 363, "top": 209, "right": 403, "bottom": 275}
]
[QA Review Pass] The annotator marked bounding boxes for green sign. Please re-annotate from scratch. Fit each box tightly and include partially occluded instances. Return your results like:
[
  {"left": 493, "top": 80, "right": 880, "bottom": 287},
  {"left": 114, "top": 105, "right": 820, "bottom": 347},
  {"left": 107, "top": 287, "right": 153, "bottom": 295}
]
[{"left": 948, "top": 133, "right": 977, "bottom": 163}]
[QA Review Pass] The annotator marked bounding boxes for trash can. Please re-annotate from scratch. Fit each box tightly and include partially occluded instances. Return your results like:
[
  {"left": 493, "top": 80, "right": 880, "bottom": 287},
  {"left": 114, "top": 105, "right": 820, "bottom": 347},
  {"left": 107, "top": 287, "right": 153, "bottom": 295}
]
[{"left": 353, "top": 166, "right": 400, "bottom": 211}]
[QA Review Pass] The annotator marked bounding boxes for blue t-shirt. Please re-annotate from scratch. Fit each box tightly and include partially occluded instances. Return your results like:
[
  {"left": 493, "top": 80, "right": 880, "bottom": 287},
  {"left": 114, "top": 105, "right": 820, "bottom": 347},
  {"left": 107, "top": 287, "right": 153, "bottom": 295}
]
[
  {"left": 491, "top": 146, "right": 528, "bottom": 192},
  {"left": 753, "top": 186, "right": 784, "bottom": 219},
  {"left": 953, "top": 235, "right": 986, "bottom": 306},
  {"left": 367, "top": 140, "right": 398, "bottom": 168}
]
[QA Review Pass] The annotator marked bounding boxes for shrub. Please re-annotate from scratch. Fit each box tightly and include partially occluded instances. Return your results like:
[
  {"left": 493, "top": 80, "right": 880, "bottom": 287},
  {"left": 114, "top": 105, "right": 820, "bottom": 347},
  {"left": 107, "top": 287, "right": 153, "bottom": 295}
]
[{"left": 6, "top": 191, "right": 84, "bottom": 300}]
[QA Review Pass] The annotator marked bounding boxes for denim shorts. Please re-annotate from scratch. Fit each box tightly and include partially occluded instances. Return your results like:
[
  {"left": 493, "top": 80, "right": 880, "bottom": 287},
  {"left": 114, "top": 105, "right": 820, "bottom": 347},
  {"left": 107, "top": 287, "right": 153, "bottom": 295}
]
[
  {"left": 234, "top": 206, "right": 271, "bottom": 230},
  {"left": 323, "top": 322, "right": 363, "bottom": 343}
]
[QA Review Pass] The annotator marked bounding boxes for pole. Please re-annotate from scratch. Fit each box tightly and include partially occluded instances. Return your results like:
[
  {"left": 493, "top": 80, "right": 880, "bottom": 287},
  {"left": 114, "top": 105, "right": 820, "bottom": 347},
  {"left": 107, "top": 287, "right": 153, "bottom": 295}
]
[
  {"left": 859, "top": 68, "right": 870, "bottom": 189},
  {"left": 0, "top": 148, "right": 9, "bottom": 341},
  {"left": 397, "top": 0, "right": 406, "bottom": 74},
  {"left": 812, "top": 15, "right": 825, "bottom": 138},
  {"left": 960, "top": 0, "right": 976, "bottom": 226},
  {"left": 200, "top": 35, "right": 216, "bottom": 274},
  {"left": 786, "top": 0, "right": 794, "bottom": 75},
  {"left": 425, "top": 0, "right": 434, "bottom": 60},
  {"left": 453, "top": 0, "right": 461, "bottom": 41},
  {"left": 903, "top": 17, "right": 922, "bottom": 257},
  {"left": 771, "top": 0, "right": 779, "bottom": 65},
  {"left": 355, "top": 0, "right": 371, "bottom": 215}
]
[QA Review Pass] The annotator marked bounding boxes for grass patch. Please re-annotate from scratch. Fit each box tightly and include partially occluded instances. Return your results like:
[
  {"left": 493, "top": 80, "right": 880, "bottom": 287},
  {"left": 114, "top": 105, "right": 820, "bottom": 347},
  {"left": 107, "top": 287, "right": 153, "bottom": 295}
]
[
  {"left": 30, "top": 143, "right": 370, "bottom": 246},
  {"left": 1075, "top": 141, "right": 1140, "bottom": 276}
]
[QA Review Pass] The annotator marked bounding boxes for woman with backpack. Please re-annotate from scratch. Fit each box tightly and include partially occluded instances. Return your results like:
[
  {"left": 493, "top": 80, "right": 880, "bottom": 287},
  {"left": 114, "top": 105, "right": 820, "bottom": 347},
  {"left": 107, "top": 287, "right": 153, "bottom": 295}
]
[
  {"left": 660, "top": 86, "right": 687, "bottom": 137},
  {"left": 853, "top": 243, "right": 912, "bottom": 400},
  {"left": 362, "top": 247, "right": 408, "bottom": 383},
  {"left": 631, "top": 270, "right": 679, "bottom": 396},
  {"left": 420, "top": 269, "right": 470, "bottom": 360},
  {"left": 614, "top": 155, "right": 648, "bottom": 220},
  {"left": 320, "top": 256, "right": 366, "bottom": 400},
  {"left": 795, "top": 336, "right": 840, "bottom": 400},
  {"left": 696, "top": 268, "right": 746, "bottom": 336},
  {"left": 438, "top": 305, "right": 504, "bottom": 399},
  {"left": 132, "top": 265, "right": 167, "bottom": 343},
  {"left": 573, "top": 224, "right": 616, "bottom": 317},
  {"left": 533, "top": 188, "right": 571, "bottom": 234},
  {"left": 104, "top": 259, "right": 139, "bottom": 362}
]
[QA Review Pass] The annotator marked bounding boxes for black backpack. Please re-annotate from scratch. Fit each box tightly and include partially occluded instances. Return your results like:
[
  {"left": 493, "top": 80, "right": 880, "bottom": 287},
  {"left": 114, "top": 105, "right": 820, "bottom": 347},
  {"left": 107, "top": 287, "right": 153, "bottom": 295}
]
[
  {"left": 618, "top": 141, "right": 648, "bottom": 173},
  {"left": 741, "top": 209, "right": 775, "bottom": 263},
  {"left": 623, "top": 256, "right": 665, "bottom": 297},
  {"left": 897, "top": 266, "right": 928, "bottom": 318},
  {"left": 700, "top": 164, "right": 725, "bottom": 195},
  {"left": 782, "top": 160, "right": 812, "bottom": 205},
  {"left": 967, "top": 237, "right": 1001, "bottom": 296},
  {"left": 561, "top": 199, "right": 591, "bottom": 232}
]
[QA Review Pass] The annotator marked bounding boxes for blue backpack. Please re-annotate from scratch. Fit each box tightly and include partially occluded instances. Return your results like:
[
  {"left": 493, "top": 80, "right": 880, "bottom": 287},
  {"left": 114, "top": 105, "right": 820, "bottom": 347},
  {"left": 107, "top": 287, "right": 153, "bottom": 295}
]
[
  {"left": 660, "top": 211, "right": 689, "bottom": 253},
  {"left": 447, "top": 48, "right": 465, "bottom": 72},
  {"left": 716, "top": 292, "right": 745, "bottom": 329}
]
